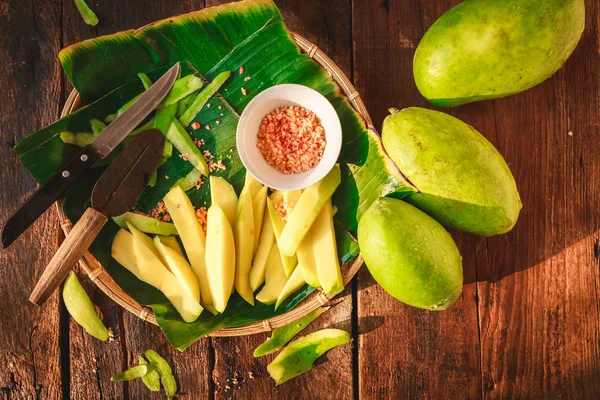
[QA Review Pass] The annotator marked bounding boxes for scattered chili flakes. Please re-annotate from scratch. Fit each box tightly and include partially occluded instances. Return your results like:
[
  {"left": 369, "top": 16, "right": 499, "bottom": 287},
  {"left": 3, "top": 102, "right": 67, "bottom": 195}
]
[
  {"left": 150, "top": 201, "right": 171, "bottom": 222},
  {"left": 202, "top": 149, "right": 227, "bottom": 173},
  {"left": 194, "top": 176, "right": 205, "bottom": 190},
  {"left": 244, "top": 76, "right": 251, "bottom": 82},
  {"left": 257, "top": 106, "right": 326, "bottom": 174},
  {"left": 241, "top": 87, "right": 248, "bottom": 96},
  {"left": 191, "top": 122, "right": 201, "bottom": 130},
  {"left": 195, "top": 207, "right": 208, "bottom": 231},
  {"left": 274, "top": 198, "right": 288, "bottom": 220},
  {"left": 218, "top": 105, "right": 222, "bottom": 110},
  {"left": 193, "top": 138, "right": 205, "bottom": 149},
  {"left": 205, "top": 125, "right": 211, "bottom": 130},
  {"left": 215, "top": 120, "right": 221, "bottom": 125},
  {"left": 239, "top": 66, "right": 245, "bottom": 74},
  {"left": 207, "top": 103, "right": 211, "bottom": 108},
  {"left": 179, "top": 153, "right": 190, "bottom": 161},
  {"left": 165, "top": 175, "right": 170, "bottom": 180}
]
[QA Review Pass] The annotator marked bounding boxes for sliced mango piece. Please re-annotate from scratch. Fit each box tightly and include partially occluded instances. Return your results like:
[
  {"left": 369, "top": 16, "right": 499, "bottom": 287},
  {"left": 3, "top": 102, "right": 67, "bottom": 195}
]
[
  {"left": 256, "top": 245, "right": 288, "bottom": 305},
  {"left": 312, "top": 199, "right": 343, "bottom": 295},
  {"left": 113, "top": 212, "right": 178, "bottom": 236},
  {"left": 234, "top": 188, "right": 255, "bottom": 305},
  {"left": 164, "top": 186, "right": 215, "bottom": 314},
  {"left": 275, "top": 265, "right": 306, "bottom": 310},
  {"left": 158, "top": 236, "right": 183, "bottom": 256},
  {"left": 209, "top": 176, "right": 238, "bottom": 227},
  {"left": 126, "top": 222, "right": 162, "bottom": 263},
  {"left": 244, "top": 171, "right": 264, "bottom": 199},
  {"left": 281, "top": 190, "right": 302, "bottom": 216},
  {"left": 252, "top": 186, "right": 268, "bottom": 254},
  {"left": 267, "top": 329, "right": 351, "bottom": 385},
  {"left": 154, "top": 236, "right": 200, "bottom": 303},
  {"left": 267, "top": 196, "right": 298, "bottom": 277},
  {"left": 205, "top": 205, "right": 236, "bottom": 313},
  {"left": 296, "top": 230, "right": 321, "bottom": 289},
  {"left": 111, "top": 229, "right": 141, "bottom": 278},
  {"left": 114, "top": 227, "right": 202, "bottom": 322},
  {"left": 254, "top": 307, "right": 328, "bottom": 357},
  {"left": 62, "top": 272, "right": 109, "bottom": 341},
  {"left": 249, "top": 210, "right": 275, "bottom": 291},
  {"left": 278, "top": 166, "right": 341, "bottom": 257}
]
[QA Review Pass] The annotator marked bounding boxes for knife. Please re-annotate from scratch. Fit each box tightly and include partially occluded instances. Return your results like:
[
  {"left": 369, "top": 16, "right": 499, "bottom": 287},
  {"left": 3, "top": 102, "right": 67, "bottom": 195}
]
[
  {"left": 1, "top": 62, "right": 180, "bottom": 249},
  {"left": 29, "top": 129, "right": 165, "bottom": 306}
]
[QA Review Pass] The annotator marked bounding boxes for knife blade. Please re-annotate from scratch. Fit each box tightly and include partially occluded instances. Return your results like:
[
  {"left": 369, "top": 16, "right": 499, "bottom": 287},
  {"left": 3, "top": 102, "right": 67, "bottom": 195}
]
[
  {"left": 29, "top": 129, "right": 165, "bottom": 306},
  {"left": 1, "top": 62, "right": 180, "bottom": 249}
]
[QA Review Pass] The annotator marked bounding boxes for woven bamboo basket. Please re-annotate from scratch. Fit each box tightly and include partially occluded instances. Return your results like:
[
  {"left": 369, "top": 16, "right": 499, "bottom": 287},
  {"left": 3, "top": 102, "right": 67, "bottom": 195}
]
[{"left": 56, "top": 32, "right": 372, "bottom": 337}]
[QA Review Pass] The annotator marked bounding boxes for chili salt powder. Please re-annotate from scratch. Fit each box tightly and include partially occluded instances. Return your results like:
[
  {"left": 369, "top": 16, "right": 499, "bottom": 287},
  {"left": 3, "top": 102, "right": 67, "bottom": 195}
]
[{"left": 256, "top": 106, "right": 326, "bottom": 174}]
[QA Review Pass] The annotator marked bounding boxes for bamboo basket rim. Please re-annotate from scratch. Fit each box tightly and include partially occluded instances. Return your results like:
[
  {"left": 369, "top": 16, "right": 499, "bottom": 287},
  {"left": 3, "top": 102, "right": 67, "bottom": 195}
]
[{"left": 56, "top": 31, "right": 372, "bottom": 337}]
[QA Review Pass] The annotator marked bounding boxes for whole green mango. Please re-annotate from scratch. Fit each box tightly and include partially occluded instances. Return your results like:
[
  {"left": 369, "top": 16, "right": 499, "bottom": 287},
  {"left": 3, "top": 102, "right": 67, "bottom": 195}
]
[
  {"left": 413, "top": 0, "right": 585, "bottom": 107},
  {"left": 358, "top": 198, "right": 463, "bottom": 310},
  {"left": 382, "top": 107, "right": 521, "bottom": 237}
]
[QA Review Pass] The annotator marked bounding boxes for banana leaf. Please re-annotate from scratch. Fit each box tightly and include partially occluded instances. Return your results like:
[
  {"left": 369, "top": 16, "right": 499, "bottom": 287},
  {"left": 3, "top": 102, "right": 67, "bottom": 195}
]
[{"left": 15, "top": 0, "right": 415, "bottom": 350}]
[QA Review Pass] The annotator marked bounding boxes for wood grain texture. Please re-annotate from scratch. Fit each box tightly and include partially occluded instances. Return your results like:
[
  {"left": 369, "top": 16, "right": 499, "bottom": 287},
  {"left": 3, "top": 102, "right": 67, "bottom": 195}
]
[{"left": 0, "top": 0, "right": 64, "bottom": 398}]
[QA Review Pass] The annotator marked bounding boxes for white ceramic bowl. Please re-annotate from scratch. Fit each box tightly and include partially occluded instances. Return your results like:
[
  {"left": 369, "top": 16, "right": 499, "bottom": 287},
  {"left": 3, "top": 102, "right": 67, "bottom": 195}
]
[{"left": 236, "top": 84, "right": 342, "bottom": 191}]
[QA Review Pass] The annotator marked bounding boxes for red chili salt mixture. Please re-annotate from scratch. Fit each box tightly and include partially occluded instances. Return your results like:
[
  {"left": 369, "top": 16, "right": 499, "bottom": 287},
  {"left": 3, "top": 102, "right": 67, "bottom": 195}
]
[{"left": 256, "top": 106, "right": 326, "bottom": 174}]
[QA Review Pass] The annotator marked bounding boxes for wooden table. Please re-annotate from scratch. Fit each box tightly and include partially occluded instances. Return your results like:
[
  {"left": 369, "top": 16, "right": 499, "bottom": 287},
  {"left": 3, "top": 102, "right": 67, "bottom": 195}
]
[{"left": 1, "top": 0, "right": 599, "bottom": 398}]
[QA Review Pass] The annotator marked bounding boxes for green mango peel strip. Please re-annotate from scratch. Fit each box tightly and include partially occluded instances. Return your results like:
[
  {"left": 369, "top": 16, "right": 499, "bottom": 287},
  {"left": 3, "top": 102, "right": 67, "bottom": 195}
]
[
  {"left": 138, "top": 355, "right": 161, "bottom": 391},
  {"left": 267, "top": 328, "right": 351, "bottom": 385},
  {"left": 62, "top": 272, "right": 109, "bottom": 341},
  {"left": 254, "top": 307, "right": 328, "bottom": 357},
  {"left": 111, "top": 365, "right": 150, "bottom": 382},
  {"left": 179, "top": 71, "right": 231, "bottom": 127},
  {"left": 144, "top": 350, "right": 177, "bottom": 398}
]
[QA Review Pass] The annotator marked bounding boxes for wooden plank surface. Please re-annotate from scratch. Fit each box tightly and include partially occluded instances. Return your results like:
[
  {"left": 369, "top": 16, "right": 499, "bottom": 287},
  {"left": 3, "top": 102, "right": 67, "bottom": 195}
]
[{"left": 0, "top": 0, "right": 599, "bottom": 399}]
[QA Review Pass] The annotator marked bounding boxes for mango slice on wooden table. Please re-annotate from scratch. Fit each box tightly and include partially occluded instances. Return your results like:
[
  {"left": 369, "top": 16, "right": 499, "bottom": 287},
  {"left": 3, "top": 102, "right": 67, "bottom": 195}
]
[
  {"left": 267, "top": 329, "right": 351, "bottom": 385},
  {"left": 278, "top": 165, "right": 341, "bottom": 257},
  {"left": 256, "top": 245, "right": 288, "bottom": 305},
  {"left": 267, "top": 193, "right": 298, "bottom": 277},
  {"left": 209, "top": 175, "right": 238, "bottom": 227},
  {"left": 311, "top": 199, "right": 343, "bottom": 295},
  {"left": 205, "top": 205, "right": 236, "bottom": 313},
  {"left": 234, "top": 188, "right": 255, "bottom": 305},
  {"left": 112, "top": 211, "right": 178, "bottom": 236},
  {"left": 254, "top": 307, "right": 329, "bottom": 357},
  {"left": 164, "top": 185, "right": 215, "bottom": 314},
  {"left": 249, "top": 208, "right": 275, "bottom": 291},
  {"left": 154, "top": 236, "right": 201, "bottom": 303},
  {"left": 62, "top": 272, "right": 109, "bottom": 341}
]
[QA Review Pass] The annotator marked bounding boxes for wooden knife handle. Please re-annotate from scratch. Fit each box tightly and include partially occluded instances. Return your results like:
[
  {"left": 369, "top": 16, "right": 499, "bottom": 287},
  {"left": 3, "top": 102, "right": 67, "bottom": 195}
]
[{"left": 29, "top": 208, "right": 108, "bottom": 306}]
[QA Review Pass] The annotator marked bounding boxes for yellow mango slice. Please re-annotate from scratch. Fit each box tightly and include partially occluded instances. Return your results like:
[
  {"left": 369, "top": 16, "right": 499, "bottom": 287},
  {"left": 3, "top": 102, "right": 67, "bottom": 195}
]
[
  {"left": 210, "top": 176, "right": 238, "bottom": 227},
  {"left": 164, "top": 186, "right": 215, "bottom": 314},
  {"left": 252, "top": 186, "right": 268, "bottom": 255},
  {"left": 296, "top": 230, "right": 321, "bottom": 289},
  {"left": 158, "top": 235, "right": 184, "bottom": 256},
  {"left": 278, "top": 166, "right": 341, "bottom": 257},
  {"left": 154, "top": 236, "right": 200, "bottom": 303},
  {"left": 126, "top": 222, "right": 162, "bottom": 262},
  {"left": 256, "top": 245, "right": 288, "bottom": 305},
  {"left": 112, "top": 227, "right": 202, "bottom": 322},
  {"left": 112, "top": 229, "right": 141, "bottom": 278},
  {"left": 312, "top": 199, "right": 343, "bottom": 295},
  {"left": 249, "top": 209, "right": 275, "bottom": 291},
  {"left": 275, "top": 265, "right": 306, "bottom": 310},
  {"left": 282, "top": 190, "right": 302, "bottom": 216},
  {"left": 234, "top": 188, "right": 255, "bottom": 305},
  {"left": 205, "top": 205, "right": 236, "bottom": 313},
  {"left": 267, "top": 197, "right": 298, "bottom": 277},
  {"left": 245, "top": 171, "right": 263, "bottom": 199}
]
